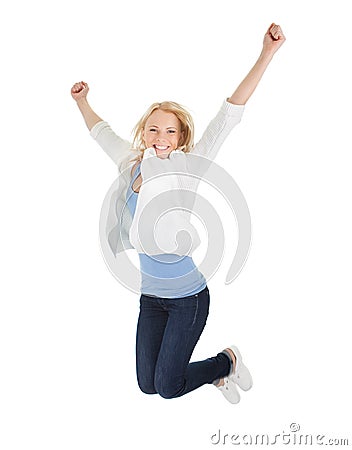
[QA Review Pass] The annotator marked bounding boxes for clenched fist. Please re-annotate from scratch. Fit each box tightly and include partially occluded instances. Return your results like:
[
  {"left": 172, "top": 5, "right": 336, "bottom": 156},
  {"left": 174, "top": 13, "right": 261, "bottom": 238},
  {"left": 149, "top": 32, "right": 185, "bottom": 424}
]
[
  {"left": 71, "top": 81, "right": 89, "bottom": 102},
  {"left": 263, "top": 23, "right": 286, "bottom": 55}
]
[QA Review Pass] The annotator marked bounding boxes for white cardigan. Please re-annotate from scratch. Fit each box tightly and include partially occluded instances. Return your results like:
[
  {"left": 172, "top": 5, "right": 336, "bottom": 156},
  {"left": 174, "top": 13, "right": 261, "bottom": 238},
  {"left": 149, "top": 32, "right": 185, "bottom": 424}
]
[{"left": 90, "top": 100, "right": 245, "bottom": 259}]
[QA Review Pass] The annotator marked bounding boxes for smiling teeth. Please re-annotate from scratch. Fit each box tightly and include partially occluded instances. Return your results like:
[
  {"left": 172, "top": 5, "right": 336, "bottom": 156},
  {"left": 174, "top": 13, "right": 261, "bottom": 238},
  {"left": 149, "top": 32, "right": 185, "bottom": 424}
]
[{"left": 155, "top": 145, "right": 168, "bottom": 150}]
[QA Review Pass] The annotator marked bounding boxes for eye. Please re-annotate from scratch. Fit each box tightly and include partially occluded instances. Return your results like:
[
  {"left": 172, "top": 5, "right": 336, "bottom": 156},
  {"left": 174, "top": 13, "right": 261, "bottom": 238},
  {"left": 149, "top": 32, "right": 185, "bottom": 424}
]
[
  {"left": 149, "top": 128, "right": 157, "bottom": 132},
  {"left": 167, "top": 130, "right": 176, "bottom": 134}
]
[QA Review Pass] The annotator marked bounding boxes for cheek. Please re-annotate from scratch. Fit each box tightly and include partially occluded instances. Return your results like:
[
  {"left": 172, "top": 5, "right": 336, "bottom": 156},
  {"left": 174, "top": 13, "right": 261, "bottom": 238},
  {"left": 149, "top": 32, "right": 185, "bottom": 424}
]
[
  {"left": 143, "top": 132, "right": 151, "bottom": 144},
  {"left": 171, "top": 136, "right": 179, "bottom": 147},
  {"left": 176, "top": 133, "right": 183, "bottom": 145}
]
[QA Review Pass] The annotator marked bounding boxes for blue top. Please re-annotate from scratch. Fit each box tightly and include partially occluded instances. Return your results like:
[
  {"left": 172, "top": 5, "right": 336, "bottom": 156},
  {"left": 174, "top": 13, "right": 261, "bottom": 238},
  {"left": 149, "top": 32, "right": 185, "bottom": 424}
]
[{"left": 126, "top": 161, "right": 207, "bottom": 298}]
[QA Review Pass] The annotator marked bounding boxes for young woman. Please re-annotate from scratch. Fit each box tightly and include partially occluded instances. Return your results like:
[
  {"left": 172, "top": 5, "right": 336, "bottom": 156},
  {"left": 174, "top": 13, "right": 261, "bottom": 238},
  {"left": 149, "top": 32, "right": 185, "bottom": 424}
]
[{"left": 71, "top": 23, "right": 285, "bottom": 404}]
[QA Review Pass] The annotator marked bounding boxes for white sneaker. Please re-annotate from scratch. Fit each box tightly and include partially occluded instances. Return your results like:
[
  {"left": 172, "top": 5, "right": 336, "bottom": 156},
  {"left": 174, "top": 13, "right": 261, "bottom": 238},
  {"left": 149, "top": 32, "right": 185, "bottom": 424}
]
[
  {"left": 227, "top": 345, "right": 253, "bottom": 391},
  {"left": 216, "top": 376, "right": 240, "bottom": 404}
]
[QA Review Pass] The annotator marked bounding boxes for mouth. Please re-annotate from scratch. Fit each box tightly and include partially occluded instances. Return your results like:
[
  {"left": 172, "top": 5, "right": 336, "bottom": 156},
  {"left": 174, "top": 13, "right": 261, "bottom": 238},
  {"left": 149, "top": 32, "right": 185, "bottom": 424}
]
[{"left": 153, "top": 145, "right": 170, "bottom": 152}]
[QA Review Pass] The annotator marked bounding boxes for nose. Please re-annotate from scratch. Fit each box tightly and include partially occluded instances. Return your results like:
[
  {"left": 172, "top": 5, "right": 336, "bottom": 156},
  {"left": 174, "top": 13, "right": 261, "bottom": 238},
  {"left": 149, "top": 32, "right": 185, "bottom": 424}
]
[{"left": 156, "top": 134, "right": 168, "bottom": 142}]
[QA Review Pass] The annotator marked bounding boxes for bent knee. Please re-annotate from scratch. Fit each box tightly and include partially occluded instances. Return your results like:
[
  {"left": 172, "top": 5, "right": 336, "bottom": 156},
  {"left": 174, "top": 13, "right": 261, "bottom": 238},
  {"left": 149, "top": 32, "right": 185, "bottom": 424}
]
[
  {"left": 137, "top": 378, "right": 157, "bottom": 395},
  {"left": 158, "top": 389, "right": 179, "bottom": 399},
  {"left": 155, "top": 379, "right": 183, "bottom": 399}
]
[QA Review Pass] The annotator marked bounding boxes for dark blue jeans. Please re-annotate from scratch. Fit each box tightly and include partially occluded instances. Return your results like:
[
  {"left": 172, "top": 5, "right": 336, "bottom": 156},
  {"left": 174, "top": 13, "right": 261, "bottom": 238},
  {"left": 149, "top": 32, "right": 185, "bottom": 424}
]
[{"left": 135, "top": 285, "right": 231, "bottom": 399}]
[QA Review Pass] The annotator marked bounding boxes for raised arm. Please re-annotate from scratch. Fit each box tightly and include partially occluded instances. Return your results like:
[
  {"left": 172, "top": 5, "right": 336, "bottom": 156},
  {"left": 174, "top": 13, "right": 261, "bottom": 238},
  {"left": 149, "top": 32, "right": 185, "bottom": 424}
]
[
  {"left": 191, "top": 23, "right": 285, "bottom": 161},
  {"left": 71, "top": 81, "right": 103, "bottom": 130},
  {"left": 71, "top": 81, "right": 133, "bottom": 168},
  {"left": 228, "top": 23, "right": 286, "bottom": 105}
]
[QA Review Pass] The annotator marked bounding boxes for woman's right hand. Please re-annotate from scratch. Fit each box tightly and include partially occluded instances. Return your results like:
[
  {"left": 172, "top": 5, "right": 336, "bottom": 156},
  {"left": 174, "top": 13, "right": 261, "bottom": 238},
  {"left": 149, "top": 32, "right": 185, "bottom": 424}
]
[{"left": 71, "top": 81, "right": 89, "bottom": 101}]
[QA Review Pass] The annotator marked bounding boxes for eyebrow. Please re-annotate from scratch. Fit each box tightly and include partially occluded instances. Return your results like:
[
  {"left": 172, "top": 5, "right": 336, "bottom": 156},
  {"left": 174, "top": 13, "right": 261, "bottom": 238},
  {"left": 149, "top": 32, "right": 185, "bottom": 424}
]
[{"left": 148, "top": 125, "right": 178, "bottom": 129}]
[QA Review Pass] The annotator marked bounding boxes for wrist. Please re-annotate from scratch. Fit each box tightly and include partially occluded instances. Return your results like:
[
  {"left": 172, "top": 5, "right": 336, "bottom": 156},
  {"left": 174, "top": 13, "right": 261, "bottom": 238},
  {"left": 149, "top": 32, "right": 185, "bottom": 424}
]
[
  {"left": 259, "top": 48, "right": 275, "bottom": 63},
  {"left": 76, "top": 97, "right": 89, "bottom": 106}
]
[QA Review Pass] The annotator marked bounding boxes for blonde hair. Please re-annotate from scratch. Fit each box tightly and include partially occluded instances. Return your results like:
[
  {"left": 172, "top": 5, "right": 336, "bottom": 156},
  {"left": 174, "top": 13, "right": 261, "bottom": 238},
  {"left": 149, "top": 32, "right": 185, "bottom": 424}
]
[{"left": 130, "top": 101, "right": 194, "bottom": 162}]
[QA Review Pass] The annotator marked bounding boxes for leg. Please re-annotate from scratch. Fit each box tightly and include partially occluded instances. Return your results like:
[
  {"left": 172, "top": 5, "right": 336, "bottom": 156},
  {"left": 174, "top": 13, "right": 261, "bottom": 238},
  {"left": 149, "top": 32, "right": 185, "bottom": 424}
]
[
  {"left": 214, "top": 348, "right": 237, "bottom": 386},
  {"left": 154, "top": 286, "right": 231, "bottom": 399},
  {"left": 135, "top": 294, "right": 168, "bottom": 394}
]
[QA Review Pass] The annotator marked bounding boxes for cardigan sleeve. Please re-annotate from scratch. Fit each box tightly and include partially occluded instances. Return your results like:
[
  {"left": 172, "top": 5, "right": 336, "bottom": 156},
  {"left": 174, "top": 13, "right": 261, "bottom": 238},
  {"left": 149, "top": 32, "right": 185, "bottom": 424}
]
[
  {"left": 191, "top": 100, "right": 245, "bottom": 161},
  {"left": 90, "top": 121, "right": 133, "bottom": 167}
]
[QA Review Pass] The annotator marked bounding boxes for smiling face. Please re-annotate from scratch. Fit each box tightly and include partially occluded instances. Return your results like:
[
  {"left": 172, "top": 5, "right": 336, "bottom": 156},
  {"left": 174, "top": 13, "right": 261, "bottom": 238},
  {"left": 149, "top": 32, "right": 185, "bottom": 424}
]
[{"left": 142, "top": 109, "right": 183, "bottom": 159}]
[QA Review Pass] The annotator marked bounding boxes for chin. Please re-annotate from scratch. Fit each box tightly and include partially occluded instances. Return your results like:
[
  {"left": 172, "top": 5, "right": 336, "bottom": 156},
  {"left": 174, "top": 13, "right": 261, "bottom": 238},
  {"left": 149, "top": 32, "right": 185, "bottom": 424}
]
[{"left": 156, "top": 152, "right": 171, "bottom": 159}]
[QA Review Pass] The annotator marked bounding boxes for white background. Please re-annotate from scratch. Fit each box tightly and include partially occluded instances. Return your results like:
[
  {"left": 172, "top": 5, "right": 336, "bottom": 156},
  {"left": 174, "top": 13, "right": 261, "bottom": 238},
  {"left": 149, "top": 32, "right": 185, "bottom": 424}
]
[{"left": 1, "top": 0, "right": 352, "bottom": 448}]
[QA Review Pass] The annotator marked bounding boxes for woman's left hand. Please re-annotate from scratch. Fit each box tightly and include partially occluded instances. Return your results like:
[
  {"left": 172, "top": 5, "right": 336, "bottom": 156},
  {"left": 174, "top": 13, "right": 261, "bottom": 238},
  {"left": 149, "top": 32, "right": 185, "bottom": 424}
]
[{"left": 263, "top": 23, "right": 286, "bottom": 56}]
